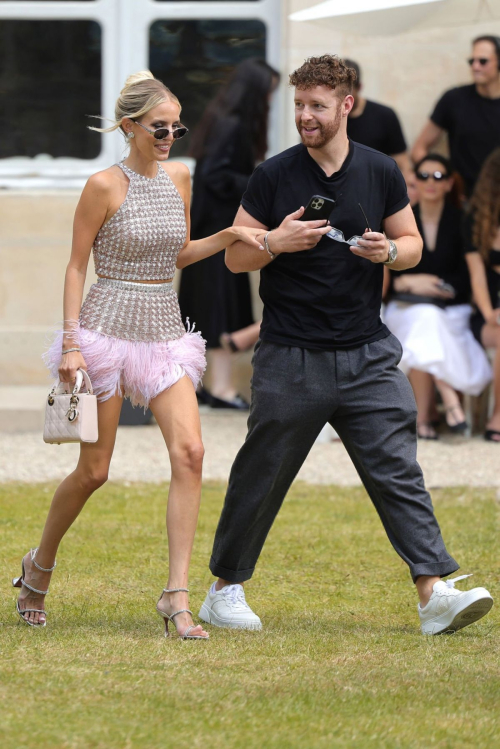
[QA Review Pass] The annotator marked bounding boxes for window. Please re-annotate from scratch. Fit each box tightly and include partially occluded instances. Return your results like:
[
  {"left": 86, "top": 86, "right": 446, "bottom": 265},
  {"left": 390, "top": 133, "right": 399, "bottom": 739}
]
[
  {"left": 149, "top": 20, "right": 267, "bottom": 157},
  {"left": 0, "top": 20, "right": 102, "bottom": 160},
  {"left": 154, "top": 0, "right": 258, "bottom": 2},
  {"left": 0, "top": 0, "right": 279, "bottom": 183}
]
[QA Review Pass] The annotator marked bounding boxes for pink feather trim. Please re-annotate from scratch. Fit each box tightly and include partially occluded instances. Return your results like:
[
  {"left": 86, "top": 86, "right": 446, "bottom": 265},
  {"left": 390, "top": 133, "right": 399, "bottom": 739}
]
[{"left": 43, "top": 321, "right": 206, "bottom": 409}]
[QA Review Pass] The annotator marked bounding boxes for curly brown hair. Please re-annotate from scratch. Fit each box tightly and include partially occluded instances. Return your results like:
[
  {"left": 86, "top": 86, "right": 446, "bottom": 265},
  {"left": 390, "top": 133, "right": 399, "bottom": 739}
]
[
  {"left": 289, "top": 55, "right": 357, "bottom": 98},
  {"left": 469, "top": 148, "right": 500, "bottom": 261}
]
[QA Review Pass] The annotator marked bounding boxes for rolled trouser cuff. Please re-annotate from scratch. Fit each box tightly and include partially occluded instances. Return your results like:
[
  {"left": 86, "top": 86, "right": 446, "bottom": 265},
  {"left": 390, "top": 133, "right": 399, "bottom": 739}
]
[
  {"left": 411, "top": 558, "right": 460, "bottom": 584},
  {"left": 209, "top": 557, "right": 255, "bottom": 583}
]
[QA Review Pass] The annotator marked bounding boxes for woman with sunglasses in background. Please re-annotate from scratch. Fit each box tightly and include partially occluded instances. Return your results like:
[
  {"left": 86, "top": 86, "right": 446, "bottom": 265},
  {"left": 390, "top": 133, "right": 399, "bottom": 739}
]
[
  {"left": 12, "top": 71, "right": 262, "bottom": 635},
  {"left": 385, "top": 154, "right": 491, "bottom": 440},
  {"left": 464, "top": 148, "right": 500, "bottom": 442},
  {"left": 178, "top": 59, "right": 280, "bottom": 409}
]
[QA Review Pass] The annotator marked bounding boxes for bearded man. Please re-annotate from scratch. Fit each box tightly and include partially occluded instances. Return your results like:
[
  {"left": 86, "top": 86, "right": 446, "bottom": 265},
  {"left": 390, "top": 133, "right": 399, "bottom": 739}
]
[{"left": 199, "top": 55, "right": 493, "bottom": 635}]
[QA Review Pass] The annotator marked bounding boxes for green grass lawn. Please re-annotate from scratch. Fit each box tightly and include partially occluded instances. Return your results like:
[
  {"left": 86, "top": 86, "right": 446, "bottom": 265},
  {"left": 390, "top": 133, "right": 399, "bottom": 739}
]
[{"left": 1, "top": 482, "right": 498, "bottom": 749}]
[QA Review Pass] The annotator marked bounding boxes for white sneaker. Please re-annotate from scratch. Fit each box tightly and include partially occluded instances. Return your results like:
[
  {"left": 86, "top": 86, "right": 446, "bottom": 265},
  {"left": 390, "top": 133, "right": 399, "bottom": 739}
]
[
  {"left": 199, "top": 583, "right": 262, "bottom": 630},
  {"left": 418, "top": 575, "right": 493, "bottom": 635}
]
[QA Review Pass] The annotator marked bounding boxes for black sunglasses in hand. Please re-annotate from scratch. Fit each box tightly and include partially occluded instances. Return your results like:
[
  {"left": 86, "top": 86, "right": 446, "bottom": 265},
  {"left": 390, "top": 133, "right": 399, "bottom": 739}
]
[
  {"left": 327, "top": 203, "right": 372, "bottom": 247},
  {"left": 134, "top": 121, "right": 189, "bottom": 140}
]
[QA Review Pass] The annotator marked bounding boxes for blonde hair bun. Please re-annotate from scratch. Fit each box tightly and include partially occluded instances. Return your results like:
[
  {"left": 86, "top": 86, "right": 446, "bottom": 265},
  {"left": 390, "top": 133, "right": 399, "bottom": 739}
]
[
  {"left": 88, "top": 71, "right": 181, "bottom": 136},
  {"left": 121, "top": 70, "right": 155, "bottom": 94}
]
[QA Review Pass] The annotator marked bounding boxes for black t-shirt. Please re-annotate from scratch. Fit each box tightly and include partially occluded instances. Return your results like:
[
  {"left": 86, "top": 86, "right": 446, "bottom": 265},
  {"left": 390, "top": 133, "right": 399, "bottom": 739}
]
[
  {"left": 241, "top": 140, "right": 409, "bottom": 350},
  {"left": 347, "top": 100, "right": 407, "bottom": 156},
  {"left": 391, "top": 203, "right": 470, "bottom": 305},
  {"left": 430, "top": 84, "right": 500, "bottom": 195}
]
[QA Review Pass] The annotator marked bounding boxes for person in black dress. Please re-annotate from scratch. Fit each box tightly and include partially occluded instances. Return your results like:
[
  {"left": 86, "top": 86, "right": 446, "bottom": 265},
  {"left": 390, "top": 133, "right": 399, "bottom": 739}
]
[
  {"left": 385, "top": 155, "right": 492, "bottom": 439},
  {"left": 464, "top": 148, "right": 500, "bottom": 441},
  {"left": 179, "top": 58, "right": 280, "bottom": 408}
]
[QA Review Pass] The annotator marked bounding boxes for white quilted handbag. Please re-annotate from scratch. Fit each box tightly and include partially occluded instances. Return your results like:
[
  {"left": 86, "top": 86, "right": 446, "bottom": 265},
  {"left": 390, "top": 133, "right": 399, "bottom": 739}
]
[{"left": 43, "top": 369, "right": 98, "bottom": 444}]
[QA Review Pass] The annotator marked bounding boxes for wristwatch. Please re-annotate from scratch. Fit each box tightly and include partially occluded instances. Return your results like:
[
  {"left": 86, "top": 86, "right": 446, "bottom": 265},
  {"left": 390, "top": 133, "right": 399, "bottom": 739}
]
[{"left": 383, "top": 239, "right": 398, "bottom": 265}]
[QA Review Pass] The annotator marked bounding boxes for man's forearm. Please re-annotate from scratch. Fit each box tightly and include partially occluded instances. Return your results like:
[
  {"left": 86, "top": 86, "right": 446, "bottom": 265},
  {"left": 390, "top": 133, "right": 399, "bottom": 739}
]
[
  {"left": 226, "top": 211, "right": 332, "bottom": 272},
  {"left": 389, "top": 234, "right": 423, "bottom": 271},
  {"left": 225, "top": 235, "right": 273, "bottom": 273}
]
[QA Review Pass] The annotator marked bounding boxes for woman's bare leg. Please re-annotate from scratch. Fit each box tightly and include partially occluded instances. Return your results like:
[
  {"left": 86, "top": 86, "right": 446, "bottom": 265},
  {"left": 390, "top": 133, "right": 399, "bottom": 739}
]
[
  {"left": 481, "top": 324, "right": 500, "bottom": 435},
  {"left": 150, "top": 376, "right": 208, "bottom": 637},
  {"left": 18, "top": 394, "right": 123, "bottom": 624},
  {"left": 209, "top": 322, "right": 262, "bottom": 400},
  {"left": 434, "top": 378, "right": 466, "bottom": 427},
  {"left": 207, "top": 348, "right": 236, "bottom": 400},
  {"left": 408, "top": 369, "right": 437, "bottom": 438}
]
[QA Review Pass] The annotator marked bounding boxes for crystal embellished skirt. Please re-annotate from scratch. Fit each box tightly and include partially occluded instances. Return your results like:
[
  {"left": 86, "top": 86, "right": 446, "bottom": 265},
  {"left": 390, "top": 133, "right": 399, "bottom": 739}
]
[
  {"left": 44, "top": 278, "right": 206, "bottom": 409},
  {"left": 80, "top": 277, "right": 187, "bottom": 341}
]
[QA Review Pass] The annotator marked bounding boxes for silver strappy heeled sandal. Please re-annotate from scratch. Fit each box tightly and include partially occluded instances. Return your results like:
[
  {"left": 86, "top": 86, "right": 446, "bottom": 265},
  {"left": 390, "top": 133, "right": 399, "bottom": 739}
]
[
  {"left": 156, "top": 587, "right": 209, "bottom": 640},
  {"left": 12, "top": 548, "right": 56, "bottom": 627}
]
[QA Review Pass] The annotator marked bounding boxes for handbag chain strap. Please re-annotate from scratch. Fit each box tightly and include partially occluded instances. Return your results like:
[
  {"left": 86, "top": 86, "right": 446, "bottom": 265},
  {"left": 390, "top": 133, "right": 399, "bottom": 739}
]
[
  {"left": 47, "top": 381, "right": 81, "bottom": 422},
  {"left": 66, "top": 394, "right": 80, "bottom": 423}
]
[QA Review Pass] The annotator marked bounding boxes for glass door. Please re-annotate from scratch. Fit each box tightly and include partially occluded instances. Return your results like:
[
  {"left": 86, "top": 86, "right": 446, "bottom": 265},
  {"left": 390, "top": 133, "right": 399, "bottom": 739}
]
[{"left": 0, "top": 0, "right": 281, "bottom": 186}]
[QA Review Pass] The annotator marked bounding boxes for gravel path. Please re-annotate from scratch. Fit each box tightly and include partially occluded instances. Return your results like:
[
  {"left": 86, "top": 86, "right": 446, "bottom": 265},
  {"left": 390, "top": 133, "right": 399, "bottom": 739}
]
[{"left": 1, "top": 409, "right": 499, "bottom": 487}]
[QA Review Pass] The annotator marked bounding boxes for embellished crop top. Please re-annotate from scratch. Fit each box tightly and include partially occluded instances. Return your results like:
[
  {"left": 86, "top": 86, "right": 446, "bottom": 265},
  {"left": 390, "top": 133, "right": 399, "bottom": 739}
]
[{"left": 92, "top": 162, "right": 187, "bottom": 281}]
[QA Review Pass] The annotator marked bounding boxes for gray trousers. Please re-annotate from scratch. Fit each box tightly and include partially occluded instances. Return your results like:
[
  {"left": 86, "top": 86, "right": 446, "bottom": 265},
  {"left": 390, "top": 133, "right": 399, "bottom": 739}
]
[{"left": 210, "top": 335, "right": 459, "bottom": 584}]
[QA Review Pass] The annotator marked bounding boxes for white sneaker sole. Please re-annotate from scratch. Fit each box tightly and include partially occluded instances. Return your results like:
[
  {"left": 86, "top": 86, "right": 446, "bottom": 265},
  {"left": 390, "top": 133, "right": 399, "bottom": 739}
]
[
  {"left": 421, "top": 589, "right": 493, "bottom": 635},
  {"left": 199, "top": 602, "right": 262, "bottom": 631}
]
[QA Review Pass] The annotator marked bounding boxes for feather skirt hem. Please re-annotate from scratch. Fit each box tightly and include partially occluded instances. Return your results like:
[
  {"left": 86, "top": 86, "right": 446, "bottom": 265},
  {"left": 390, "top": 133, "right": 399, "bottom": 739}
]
[{"left": 43, "top": 321, "right": 206, "bottom": 409}]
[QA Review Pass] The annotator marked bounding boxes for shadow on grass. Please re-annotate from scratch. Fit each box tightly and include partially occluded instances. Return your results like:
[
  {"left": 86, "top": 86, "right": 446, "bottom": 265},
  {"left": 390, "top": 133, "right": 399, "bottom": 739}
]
[
  {"left": 5, "top": 602, "right": 497, "bottom": 641},
  {"left": 1, "top": 482, "right": 499, "bottom": 748}
]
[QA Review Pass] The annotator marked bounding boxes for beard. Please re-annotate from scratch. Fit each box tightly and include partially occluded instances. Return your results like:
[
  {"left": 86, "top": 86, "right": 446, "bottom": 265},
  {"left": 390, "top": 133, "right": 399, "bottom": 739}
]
[{"left": 296, "top": 106, "right": 342, "bottom": 149}]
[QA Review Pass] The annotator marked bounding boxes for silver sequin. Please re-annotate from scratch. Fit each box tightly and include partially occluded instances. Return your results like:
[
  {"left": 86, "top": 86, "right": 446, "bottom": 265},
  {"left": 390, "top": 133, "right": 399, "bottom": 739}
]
[
  {"left": 80, "top": 278, "right": 187, "bottom": 342},
  {"left": 93, "top": 162, "right": 186, "bottom": 282},
  {"left": 80, "top": 163, "right": 189, "bottom": 342}
]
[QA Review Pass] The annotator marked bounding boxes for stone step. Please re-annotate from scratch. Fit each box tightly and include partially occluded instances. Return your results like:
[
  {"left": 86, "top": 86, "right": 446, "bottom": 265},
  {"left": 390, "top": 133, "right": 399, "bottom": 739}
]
[{"left": 0, "top": 386, "right": 47, "bottom": 433}]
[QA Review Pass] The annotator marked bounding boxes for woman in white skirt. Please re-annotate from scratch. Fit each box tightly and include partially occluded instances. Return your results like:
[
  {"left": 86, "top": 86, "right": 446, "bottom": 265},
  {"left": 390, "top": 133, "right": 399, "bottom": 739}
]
[
  {"left": 12, "top": 71, "right": 263, "bottom": 635},
  {"left": 385, "top": 154, "right": 491, "bottom": 439}
]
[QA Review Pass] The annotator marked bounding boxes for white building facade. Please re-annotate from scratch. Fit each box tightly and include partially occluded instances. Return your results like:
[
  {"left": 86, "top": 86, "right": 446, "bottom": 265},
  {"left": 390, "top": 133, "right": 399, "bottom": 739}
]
[{"left": 0, "top": 0, "right": 282, "bottom": 188}]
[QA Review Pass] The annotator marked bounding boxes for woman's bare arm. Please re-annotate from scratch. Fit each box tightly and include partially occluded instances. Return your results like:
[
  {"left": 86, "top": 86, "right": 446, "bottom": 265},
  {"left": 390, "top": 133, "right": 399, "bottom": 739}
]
[
  {"left": 165, "top": 163, "right": 263, "bottom": 269},
  {"left": 224, "top": 205, "right": 332, "bottom": 273},
  {"left": 62, "top": 172, "right": 111, "bottom": 344},
  {"left": 59, "top": 172, "right": 112, "bottom": 381},
  {"left": 465, "top": 252, "right": 495, "bottom": 320}
]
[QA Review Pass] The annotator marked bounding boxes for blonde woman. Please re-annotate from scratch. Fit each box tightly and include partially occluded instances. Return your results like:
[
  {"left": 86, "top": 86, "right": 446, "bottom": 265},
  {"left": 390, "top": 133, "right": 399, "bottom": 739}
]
[{"left": 12, "top": 71, "right": 262, "bottom": 637}]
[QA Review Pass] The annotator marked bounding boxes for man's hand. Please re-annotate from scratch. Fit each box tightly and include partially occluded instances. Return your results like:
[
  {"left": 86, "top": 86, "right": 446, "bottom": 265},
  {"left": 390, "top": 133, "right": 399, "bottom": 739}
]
[
  {"left": 269, "top": 206, "right": 332, "bottom": 254},
  {"left": 351, "top": 231, "right": 391, "bottom": 264}
]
